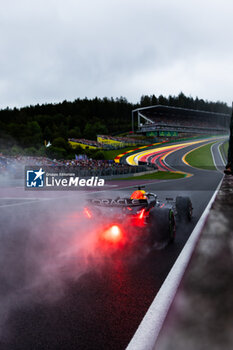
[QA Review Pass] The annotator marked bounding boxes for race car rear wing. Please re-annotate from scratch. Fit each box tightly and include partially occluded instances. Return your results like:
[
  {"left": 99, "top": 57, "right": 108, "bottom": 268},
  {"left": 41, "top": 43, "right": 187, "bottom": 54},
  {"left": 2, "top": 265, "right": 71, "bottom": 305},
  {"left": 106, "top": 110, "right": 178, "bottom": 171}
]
[{"left": 87, "top": 198, "right": 148, "bottom": 207}]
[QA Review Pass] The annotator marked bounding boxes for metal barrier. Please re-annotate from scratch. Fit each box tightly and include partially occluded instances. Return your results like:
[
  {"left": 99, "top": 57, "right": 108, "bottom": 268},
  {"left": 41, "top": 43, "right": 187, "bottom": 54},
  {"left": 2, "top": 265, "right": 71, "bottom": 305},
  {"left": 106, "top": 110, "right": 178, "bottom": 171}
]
[{"left": 65, "top": 165, "right": 152, "bottom": 177}]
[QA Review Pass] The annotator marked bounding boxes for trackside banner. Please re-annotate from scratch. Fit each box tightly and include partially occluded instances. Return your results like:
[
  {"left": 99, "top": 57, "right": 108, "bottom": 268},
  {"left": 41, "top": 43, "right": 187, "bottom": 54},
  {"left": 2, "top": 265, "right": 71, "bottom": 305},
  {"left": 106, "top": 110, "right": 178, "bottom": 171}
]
[{"left": 25, "top": 166, "right": 105, "bottom": 190}]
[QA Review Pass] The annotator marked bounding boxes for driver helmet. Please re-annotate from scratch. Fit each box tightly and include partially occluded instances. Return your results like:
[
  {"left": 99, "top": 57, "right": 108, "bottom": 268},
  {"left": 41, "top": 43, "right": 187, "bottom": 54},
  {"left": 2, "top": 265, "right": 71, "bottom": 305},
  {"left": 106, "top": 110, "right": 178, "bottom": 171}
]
[{"left": 130, "top": 190, "right": 147, "bottom": 200}]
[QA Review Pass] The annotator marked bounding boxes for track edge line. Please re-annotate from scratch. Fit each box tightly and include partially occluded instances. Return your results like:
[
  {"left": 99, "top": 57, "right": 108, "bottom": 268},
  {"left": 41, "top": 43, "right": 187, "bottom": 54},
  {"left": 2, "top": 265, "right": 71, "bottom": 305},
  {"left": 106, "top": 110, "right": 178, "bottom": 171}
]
[{"left": 126, "top": 176, "right": 223, "bottom": 350}]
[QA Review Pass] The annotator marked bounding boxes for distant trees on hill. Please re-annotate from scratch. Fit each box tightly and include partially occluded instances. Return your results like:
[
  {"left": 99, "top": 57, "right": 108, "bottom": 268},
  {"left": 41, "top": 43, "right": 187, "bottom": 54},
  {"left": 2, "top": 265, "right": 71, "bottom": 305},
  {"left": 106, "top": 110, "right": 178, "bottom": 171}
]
[
  {"left": 0, "top": 93, "right": 230, "bottom": 157},
  {"left": 140, "top": 92, "right": 230, "bottom": 114}
]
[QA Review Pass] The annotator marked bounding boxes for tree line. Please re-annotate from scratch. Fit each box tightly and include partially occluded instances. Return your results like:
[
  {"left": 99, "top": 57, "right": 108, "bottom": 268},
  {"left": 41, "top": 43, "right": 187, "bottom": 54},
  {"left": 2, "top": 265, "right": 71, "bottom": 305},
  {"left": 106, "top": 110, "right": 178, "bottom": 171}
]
[
  {"left": 139, "top": 92, "right": 230, "bottom": 114},
  {"left": 0, "top": 93, "right": 230, "bottom": 158}
]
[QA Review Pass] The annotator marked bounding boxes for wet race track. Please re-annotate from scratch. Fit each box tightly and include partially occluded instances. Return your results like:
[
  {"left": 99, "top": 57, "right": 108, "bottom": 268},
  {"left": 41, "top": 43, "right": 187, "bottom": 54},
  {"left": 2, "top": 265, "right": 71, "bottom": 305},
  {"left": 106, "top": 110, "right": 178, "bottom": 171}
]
[{"left": 0, "top": 141, "right": 224, "bottom": 350}]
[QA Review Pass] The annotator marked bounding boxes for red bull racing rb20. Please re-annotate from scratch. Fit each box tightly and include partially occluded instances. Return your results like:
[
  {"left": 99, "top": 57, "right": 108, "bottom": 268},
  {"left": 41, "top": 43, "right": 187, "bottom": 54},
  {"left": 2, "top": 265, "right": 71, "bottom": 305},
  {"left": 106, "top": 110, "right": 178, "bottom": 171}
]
[{"left": 83, "top": 187, "right": 193, "bottom": 251}]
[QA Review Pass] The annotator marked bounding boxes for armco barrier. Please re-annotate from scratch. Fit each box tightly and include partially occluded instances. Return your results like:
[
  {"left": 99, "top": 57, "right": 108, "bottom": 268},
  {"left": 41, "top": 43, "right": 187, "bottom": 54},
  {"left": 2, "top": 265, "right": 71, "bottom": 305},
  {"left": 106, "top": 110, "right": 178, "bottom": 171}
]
[
  {"left": 102, "top": 169, "right": 158, "bottom": 180},
  {"left": 154, "top": 175, "right": 232, "bottom": 350},
  {"left": 62, "top": 165, "right": 157, "bottom": 178}
]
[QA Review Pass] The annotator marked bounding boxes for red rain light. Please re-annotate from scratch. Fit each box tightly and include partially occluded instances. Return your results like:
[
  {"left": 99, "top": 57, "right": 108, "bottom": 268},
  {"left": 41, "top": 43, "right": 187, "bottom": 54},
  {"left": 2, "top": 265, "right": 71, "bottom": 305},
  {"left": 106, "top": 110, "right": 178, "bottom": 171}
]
[
  {"left": 102, "top": 225, "right": 123, "bottom": 243},
  {"left": 110, "top": 225, "right": 121, "bottom": 237}
]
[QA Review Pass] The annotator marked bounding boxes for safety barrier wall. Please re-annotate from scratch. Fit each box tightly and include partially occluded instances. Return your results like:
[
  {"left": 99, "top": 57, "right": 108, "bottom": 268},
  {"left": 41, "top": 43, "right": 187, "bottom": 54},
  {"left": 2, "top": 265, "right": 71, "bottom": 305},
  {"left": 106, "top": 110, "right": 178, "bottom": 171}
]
[{"left": 58, "top": 165, "right": 155, "bottom": 177}]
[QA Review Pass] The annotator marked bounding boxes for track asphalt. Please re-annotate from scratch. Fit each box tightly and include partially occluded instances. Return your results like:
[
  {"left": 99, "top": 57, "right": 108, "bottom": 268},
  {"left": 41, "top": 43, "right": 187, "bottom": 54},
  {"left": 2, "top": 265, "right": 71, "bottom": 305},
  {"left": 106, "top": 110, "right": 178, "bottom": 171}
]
[{"left": 0, "top": 138, "right": 225, "bottom": 350}]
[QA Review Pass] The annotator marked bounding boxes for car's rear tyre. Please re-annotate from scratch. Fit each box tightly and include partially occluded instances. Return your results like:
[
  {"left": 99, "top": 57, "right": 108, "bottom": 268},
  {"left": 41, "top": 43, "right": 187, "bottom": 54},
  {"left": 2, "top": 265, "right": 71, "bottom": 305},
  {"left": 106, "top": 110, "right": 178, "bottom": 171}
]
[
  {"left": 176, "top": 196, "right": 192, "bottom": 222},
  {"left": 148, "top": 207, "right": 176, "bottom": 245}
]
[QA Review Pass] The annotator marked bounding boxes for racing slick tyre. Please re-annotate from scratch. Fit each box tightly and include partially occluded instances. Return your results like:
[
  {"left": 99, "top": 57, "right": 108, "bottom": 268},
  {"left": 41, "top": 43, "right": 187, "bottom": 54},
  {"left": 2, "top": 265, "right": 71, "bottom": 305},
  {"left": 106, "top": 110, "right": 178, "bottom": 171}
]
[
  {"left": 148, "top": 207, "right": 176, "bottom": 245},
  {"left": 175, "top": 196, "right": 192, "bottom": 222}
]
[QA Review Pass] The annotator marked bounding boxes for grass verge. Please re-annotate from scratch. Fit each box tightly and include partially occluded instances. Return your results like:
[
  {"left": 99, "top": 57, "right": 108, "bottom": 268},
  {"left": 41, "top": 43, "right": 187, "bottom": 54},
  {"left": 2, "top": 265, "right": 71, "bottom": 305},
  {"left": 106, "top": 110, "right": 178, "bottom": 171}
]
[
  {"left": 119, "top": 171, "right": 186, "bottom": 180},
  {"left": 103, "top": 147, "right": 135, "bottom": 160},
  {"left": 185, "top": 142, "right": 216, "bottom": 170},
  {"left": 221, "top": 141, "right": 229, "bottom": 161}
]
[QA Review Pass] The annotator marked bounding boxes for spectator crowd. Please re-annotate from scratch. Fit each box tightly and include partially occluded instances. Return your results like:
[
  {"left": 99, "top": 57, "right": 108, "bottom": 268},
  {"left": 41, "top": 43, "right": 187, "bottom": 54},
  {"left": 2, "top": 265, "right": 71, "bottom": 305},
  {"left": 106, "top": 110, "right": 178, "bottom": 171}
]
[
  {"left": 0, "top": 155, "right": 151, "bottom": 178},
  {"left": 140, "top": 115, "right": 226, "bottom": 132},
  {"left": 69, "top": 135, "right": 148, "bottom": 150},
  {"left": 69, "top": 138, "right": 102, "bottom": 148}
]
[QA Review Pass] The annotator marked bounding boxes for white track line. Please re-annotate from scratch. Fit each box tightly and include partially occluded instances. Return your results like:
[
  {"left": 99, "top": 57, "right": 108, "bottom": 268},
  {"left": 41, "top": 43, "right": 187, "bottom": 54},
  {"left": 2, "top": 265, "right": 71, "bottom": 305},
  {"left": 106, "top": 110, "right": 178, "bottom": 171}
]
[
  {"left": 218, "top": 142, "right": 227, "bottom": 166},
  {"left": 0, "top": 197, "right": 42, "bottom": 200},
  {"left": 0, "top": 200, "right": 43, "bottom": 209},
  {"left": 211, "top": 142, "right": 226, "bottom": 173},
  {"left": 210, "top": 143, "right": 219, "bottom": 172},
  {"left": 0, "top": 177, "right": 189, "bottom": 209},
  {"left": 0, "top": 187, "right": 119, "bottom": 209},
  {"left": 126, "top": 177, "right": 223, "bottom": 350}
]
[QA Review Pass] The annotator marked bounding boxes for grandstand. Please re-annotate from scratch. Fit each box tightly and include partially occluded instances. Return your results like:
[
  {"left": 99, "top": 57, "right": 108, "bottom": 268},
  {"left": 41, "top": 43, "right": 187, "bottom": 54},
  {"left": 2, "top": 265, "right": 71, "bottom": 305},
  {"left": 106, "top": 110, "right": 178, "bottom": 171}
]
[
  {"left": 132, "top": 105, "right": 231, "bottom": 136},
  {"left": 69, "top": 138, "right": 102, "bottom": 149},
  {"left": 97, "top": 135, "right": 148, "bottom": 147},
  {"left": 69, "top": 135, "right": 149, "bottom": 151}
]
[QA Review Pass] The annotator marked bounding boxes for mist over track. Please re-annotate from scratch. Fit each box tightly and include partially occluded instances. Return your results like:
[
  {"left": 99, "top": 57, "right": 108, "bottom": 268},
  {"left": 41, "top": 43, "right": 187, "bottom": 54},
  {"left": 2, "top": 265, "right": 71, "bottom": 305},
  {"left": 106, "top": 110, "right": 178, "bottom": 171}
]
[{"left": 0, "top": 139, "right": 225, "bottom": 350}]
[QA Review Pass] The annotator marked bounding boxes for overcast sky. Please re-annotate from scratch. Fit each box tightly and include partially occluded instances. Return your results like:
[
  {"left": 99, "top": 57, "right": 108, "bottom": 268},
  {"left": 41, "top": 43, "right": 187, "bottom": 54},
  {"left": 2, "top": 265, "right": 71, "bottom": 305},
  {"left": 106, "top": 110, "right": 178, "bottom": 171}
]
[{"left": 1, "top": 0, "right": 233, "bottom": 109}]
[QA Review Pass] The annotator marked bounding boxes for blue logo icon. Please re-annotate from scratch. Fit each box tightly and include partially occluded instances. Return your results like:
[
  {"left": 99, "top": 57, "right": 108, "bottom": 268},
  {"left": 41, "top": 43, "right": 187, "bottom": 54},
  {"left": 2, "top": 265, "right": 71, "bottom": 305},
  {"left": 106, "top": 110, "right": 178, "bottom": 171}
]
[{"left": 26, "top": 168, "right": 45, "bottom": 188}]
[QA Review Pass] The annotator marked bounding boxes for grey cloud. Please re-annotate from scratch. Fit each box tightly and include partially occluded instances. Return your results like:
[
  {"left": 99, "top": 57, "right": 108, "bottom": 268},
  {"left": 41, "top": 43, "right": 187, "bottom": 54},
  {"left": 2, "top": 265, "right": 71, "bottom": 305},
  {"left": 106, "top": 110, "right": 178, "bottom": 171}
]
[{"left": 1, "top": 0, "right": 233, "bottom": 108}]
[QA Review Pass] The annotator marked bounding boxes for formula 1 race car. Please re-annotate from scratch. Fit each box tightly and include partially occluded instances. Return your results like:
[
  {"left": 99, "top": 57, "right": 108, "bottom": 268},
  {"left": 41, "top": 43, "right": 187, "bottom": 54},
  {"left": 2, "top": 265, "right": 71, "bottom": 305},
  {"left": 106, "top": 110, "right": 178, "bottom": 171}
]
[{"left": 83, "top": 187, "right": 193, "bottom": 249}]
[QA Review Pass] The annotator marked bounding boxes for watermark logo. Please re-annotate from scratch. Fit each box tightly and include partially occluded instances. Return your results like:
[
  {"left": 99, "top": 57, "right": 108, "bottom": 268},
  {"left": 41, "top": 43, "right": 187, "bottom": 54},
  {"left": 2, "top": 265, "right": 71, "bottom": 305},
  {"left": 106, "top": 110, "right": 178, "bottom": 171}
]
[
  {"left": 25, "top": 166, "right": 105, "bottom": 190},
  {"left": 26, "top": 168, "right": 45, "bottom": 188}
]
